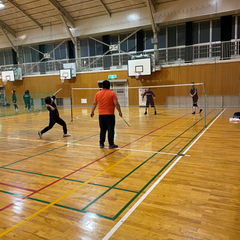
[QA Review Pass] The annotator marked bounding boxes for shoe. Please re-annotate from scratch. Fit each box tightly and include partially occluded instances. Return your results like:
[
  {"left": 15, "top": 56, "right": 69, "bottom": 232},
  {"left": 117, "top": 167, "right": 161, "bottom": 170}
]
[
  {"left": 154, "top": 111, "right": 157, "bottom": 115},
  {"left": 109, "top": 144, "right": 118, "bottom": 149},
  {"left": 192, "top": 111, "right": 195, "bottom": 114},
  {"left": 199, "top": 109, "right": 202, "bottom": 113},
  {"left": 144, "top": 112, "right": 147, "bottom": 115},
  {"left": 38, "top": 131, "right": 42, "bottom": 139},
  {"left": 100, "top": 144, "right": 104, "bottom": 148},
  {"left": 63, "top": 133, "right": 70, "bottom": 137}
]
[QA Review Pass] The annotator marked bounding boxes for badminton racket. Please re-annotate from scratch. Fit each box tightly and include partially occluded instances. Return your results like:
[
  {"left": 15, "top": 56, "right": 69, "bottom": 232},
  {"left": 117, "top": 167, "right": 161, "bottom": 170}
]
[{"left": 121, "top": 117, "right": 130, "bottom": 127}]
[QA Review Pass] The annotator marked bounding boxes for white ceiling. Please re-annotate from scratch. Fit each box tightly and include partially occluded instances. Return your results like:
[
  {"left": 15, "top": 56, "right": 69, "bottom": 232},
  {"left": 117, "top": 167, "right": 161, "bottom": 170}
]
[{"left": 0, "top": 0, "right": 177, "bottom": 37}]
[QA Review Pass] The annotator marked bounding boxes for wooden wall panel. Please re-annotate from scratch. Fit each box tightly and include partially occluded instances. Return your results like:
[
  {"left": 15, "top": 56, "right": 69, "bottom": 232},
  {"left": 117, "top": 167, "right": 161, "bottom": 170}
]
[{"left": 2, "top": 61, "right": 240, "bottom": 106}]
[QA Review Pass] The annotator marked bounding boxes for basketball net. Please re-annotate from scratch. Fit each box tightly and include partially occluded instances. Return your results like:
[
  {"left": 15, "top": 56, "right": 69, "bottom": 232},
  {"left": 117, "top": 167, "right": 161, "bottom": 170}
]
[
  {"left": 60, "top": 76, "right": 66, "bottom": 83},
  {"left": 135, "top": 71, "right": 141, "bottom": 79},
  {"left": 2, "top": 78, "right": 8, "bottom": 85}
]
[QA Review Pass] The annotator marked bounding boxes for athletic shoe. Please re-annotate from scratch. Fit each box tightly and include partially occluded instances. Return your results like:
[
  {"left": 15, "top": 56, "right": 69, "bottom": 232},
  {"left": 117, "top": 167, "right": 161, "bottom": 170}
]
[
  {"left": 199, "top": 109, "right": 202, "bottom": 113},
  {"left": 63, "top": 133, "right": 70, "bottom": 137},
  {"left": 100, "top": 144, "right": 104, "bottom": 148},
  {"left": 38, "top": 131, "right": 42, "bottom": 139},
  {"left": 109, "top": 144, "right": 118, "bottom": 149},
  {"left": 192, "top": 111, "right": 195, "bottom": 114},
  {"left": 154, "top": 111, "right": 157, "bottom": 115},
  {"left": 144, "top": 112, "right": 147, "bottom": 115}
]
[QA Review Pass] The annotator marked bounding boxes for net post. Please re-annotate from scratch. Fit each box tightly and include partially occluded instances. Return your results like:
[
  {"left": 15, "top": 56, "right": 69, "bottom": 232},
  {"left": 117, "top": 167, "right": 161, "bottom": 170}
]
[
  {"left": 204, "top": 83, "right": 206, "bottom": 128},
  {"left": 70, "top": 88, "right": 73, "bottom": 122}
]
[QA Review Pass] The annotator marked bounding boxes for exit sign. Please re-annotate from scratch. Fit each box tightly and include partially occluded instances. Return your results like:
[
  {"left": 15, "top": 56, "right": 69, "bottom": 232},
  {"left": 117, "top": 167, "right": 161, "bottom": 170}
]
[{"left": 108, "top": 75, "right": 117, "bottom": 79}]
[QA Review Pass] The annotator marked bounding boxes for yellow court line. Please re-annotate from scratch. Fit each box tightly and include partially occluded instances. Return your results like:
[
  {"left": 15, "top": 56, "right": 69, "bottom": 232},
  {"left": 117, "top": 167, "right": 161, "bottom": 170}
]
[{"left": 0, "top": 115, "right": 194, "bottom": 237}]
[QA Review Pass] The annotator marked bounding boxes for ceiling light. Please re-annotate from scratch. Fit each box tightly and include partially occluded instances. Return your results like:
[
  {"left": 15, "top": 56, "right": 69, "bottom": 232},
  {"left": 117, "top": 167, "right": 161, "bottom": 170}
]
[{"left": 0, "top": 1, "right": 5, "bottom": 9}]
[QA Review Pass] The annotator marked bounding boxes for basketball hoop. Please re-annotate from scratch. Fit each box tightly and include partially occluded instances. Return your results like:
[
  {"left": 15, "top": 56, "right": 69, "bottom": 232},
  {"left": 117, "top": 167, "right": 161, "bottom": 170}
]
[
  {"left": 2, "top": 78, "right": 8, "bottom": 85},
  {"left": 135, "top": 71, "right": 141, "bottom": 79},
  {"left": 60, "top": 76, "right": 66, "bottom": 83}
]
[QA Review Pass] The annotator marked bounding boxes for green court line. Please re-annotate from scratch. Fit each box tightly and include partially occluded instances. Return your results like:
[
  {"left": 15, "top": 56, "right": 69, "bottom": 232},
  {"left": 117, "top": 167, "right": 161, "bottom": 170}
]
[
  {"left": 113, "top": 109, "right": 223, "bottom": 220},
  {"left": 0, "top": 133, "right": 99, "bottom": 168},
  {"left": 0, "top": 110, "right": 218, "bottom": 220},
  {"left": 81, "top": 110, "right": 215, "bottom": 212}
]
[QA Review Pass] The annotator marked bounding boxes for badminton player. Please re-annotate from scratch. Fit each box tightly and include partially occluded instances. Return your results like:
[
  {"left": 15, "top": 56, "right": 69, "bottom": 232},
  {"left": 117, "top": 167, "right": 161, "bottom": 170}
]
[
  {"left": 90, "top": 80, "right": 122, "bottom": 149},
  {"left": 142, "top": 87, "right": 157, "bottom": 115},
  {"left": 38, "top": 88, "right": 70, "bottom": 138},
  {"left": 190, "top": 82, "right": 202, "bottom": 114}
]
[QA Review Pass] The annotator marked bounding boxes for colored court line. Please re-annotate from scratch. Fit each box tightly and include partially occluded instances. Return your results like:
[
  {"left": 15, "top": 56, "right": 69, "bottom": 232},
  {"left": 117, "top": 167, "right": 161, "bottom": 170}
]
[
  {"left": 103, "top": 109, "right": 226, "bottom": 239},
  {"left": 81, "top": 110, "right": 215, "bottom": 213},
  {"left": 0, "top": 111, "right": 212, "bottom": 219},
  {"left": 0, "top": 114, "right": 188, "bottom": 214},
  {"left": 0, "top": 113, "right": 191, "bottom": 236},
  {"left": 0, "top": 182, "right": 36, "bottom": 192}
]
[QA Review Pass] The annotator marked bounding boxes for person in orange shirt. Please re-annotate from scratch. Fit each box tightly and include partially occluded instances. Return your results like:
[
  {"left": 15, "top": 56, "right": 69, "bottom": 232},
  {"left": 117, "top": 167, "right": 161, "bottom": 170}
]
[{"left": 90, "top": 80, "right": 122, "bottom": 149}]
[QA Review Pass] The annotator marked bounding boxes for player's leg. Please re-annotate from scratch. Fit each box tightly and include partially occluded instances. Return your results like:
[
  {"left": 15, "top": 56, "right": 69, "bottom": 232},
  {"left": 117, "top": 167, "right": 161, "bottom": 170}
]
[
  {"left": 192, "top": 103, "right": 197, "bottom": 114},
  {"left": 145, "top": 101, "right": 149, "bottom": 115},
  {"left": 151, "top": 100, "right": 157, "bottom": 114},
  {"left": 39, "top": 119, "right": 56, "bottom": 138},
  {"left": 55, "top": 117, "right": 70, "bottom": 137},
  {"left": 99, "top": 115, "right": 107, "bottom": 147},
  {"left": 107, "top": 115, "right": 117, "bottom": 148}
]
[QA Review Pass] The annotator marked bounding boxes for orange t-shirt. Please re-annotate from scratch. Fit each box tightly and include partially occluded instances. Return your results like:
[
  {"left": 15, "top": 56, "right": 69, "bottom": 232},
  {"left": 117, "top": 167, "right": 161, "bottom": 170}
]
[{"left": 94, "top": 89, "right": 118, "bottom": 115}]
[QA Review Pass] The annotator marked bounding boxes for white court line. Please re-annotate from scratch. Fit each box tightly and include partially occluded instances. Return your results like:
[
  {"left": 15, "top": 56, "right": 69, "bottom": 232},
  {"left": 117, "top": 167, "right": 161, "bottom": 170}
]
[
  {"left": 72, "top": 143, "right": 190, "bottom": 157},
  {"left": 0, "top": 136, "right": 190, "bottom": 157},
  {"left": 102, "top": 108, "right": 226, "bottom": 240},
  {"left": 132, "top": 108, "right": 178, "bottom": 119}
]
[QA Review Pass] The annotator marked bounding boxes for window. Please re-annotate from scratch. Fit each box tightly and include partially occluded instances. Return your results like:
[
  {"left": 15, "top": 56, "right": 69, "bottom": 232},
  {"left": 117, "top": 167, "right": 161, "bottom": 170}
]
[
  {"left": 54, "top": 42, "right": 67, "bottom": 60},
  {"left": 158, "top": 27, "right": 166, "bottom": 48},
  {"left": 212, "top": 19, "right": 220, "bottom": 42},
  {"left": 168, "top": 26, "right": 176, "bottom": 47},
  {"left": 232, "top": 16, "right": 235, "bottom": 39},
  {"left": 0, "top": 52, "right": 4, "bottom": 65},
  {"left": 120, "top": 34, "right": 127, "bottom": 52},
  {"left": 31, "top": 46, "right": 40, "bottom": 62},
  {"left": 238, "top": 16, "right": 240, "bottom": 39},
  {"left": 193, "top": 22, "right": 198, "bottom": 44},
  {"left": 178, "top": 24, "right": 186, "bottom": 46},
  {"left": 23, "top": 47, "right": 31, "bottom": 63},
  {"left": 110, "top": 35, "right": 119, "bottom": 53},
  {"left": 46, "top": 44, "right": 54, "bottom": 59},
  {"left": 200, "top": 21, "right": 210, "bottom": 43},
  {"left": 128, "top": 34, "right": 136, "bottom": 52},
  {"left": 80, "top": 39, "right": 88, "bottom": 57},
  {"left": 89, "top": 39, "right": 96, "bottom": 56},
  {"left": 96, "top": 37, "right": 103, "bottom": 55},
  {"left": 145, "top": 30, "right": 153, "bottom": 49}
]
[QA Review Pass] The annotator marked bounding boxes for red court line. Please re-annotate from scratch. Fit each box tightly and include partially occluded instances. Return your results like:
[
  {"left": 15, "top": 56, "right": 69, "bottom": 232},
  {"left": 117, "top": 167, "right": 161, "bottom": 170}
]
[
  {"left": 0, "top": 113, "right": 189, "bottom": 212},
  {"left": 0, "top": 182, "right": 36, "bottom": 192}
]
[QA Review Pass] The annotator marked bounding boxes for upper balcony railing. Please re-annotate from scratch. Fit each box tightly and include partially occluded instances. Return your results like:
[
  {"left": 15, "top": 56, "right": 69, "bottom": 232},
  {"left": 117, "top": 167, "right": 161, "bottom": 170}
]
[{"left": 0, "top": 40, "right": 240, "bottom": 77}]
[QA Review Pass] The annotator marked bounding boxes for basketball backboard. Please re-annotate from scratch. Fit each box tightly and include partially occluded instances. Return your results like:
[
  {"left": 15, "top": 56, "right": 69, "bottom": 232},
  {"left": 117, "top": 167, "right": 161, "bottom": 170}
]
[{"left": 128, "top": 58, "right": 151, "bottom": 77}]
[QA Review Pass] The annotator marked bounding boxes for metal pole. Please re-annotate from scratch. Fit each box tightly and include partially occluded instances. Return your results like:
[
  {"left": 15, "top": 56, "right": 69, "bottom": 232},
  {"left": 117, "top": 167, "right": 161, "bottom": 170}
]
[
  {"left": 70, "top": 88, "right": 73, "bottom": 122},
  {"left": 204, "top": 83, "right": 206, "bottom": 128}
]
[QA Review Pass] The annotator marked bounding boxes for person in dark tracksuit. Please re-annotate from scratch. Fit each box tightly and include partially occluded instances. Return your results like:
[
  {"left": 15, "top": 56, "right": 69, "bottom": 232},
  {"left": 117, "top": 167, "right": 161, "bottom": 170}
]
[
  {"left": 142, "top": 87, "right": 157, "bottom": 115},
  {"left": 38, "top": 88, "right": 70, "bottom": 138},
  {"left": 23, "top": 90, "right": 31, "bottom": 111},
  {"left": 12, "top": 90, "right": 18, "bottom": 112},
  {"left": 189, "top": 82, "right": 202, "bottom": 114}
]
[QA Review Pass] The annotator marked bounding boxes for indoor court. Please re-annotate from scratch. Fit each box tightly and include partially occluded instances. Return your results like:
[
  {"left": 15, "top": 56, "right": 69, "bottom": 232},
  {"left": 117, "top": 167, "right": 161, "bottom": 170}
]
[{"left": 0, "top": 106, "right": 239, "bottom": 239}]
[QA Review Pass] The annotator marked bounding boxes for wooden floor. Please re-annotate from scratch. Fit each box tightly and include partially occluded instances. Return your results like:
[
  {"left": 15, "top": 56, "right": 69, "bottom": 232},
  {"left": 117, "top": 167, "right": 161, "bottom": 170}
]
[{"left": 0, "top": 106, "right": 240, "bottom": 240}]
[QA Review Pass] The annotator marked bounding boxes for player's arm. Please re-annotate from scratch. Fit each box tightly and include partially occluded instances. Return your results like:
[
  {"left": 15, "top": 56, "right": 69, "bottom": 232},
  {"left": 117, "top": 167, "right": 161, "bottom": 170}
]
[
  {"left": 53, "top": 88, "right": 62, "bottom": 96},
  {"left": 90, "top": 101, "right": 98, "bottom": 118},
  {"left": 114, "top": 100, "right": 122, "bottom": 117},
  {"left": 46, "top": 104, "right": 55, "bottom": 111}
]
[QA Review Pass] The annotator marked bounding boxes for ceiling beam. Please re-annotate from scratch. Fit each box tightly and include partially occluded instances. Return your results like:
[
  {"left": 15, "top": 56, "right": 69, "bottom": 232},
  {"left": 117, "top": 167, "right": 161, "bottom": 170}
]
[
  {"left": 98, "top": 0, "right": 111, "bottom": 17},
  {"left": 60, "top": 15, "right": 75, "bottom": 45},
  {"left": 150, "top": 0, "right": 156, "bottom": 13},
  {"left": 47, "top": 0, "right": 75, "bottom": 28},
  {"left": 1, "top": 28, "right": 17, "bottom": 52},
  {"left": 6, "top": 0, "right": 43, "bottom": 30},
  {"left": 146, "top": 0, "right": 156, "bottom": 34},
  {"left": 0, "top": 20, "right": 16, "bottom": 38}
]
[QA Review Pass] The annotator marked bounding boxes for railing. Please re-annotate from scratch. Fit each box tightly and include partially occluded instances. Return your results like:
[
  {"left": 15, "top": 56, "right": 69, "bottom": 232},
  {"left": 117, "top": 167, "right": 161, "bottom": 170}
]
[{"left": 0, "top": 40, "right": 240, "bottom": 77}]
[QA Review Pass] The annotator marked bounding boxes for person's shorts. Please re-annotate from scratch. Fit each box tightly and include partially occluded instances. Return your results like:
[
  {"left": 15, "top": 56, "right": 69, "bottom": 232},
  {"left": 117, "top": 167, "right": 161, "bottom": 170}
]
[{"left": 146, "top": 100, "right": 155, "bottom": 107}]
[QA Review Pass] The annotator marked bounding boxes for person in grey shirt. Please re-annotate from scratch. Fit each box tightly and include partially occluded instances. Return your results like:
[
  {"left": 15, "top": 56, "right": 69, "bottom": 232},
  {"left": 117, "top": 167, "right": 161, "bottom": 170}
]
[{"left": 190, "top": 82, "right": 202, "bottom": 114}]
